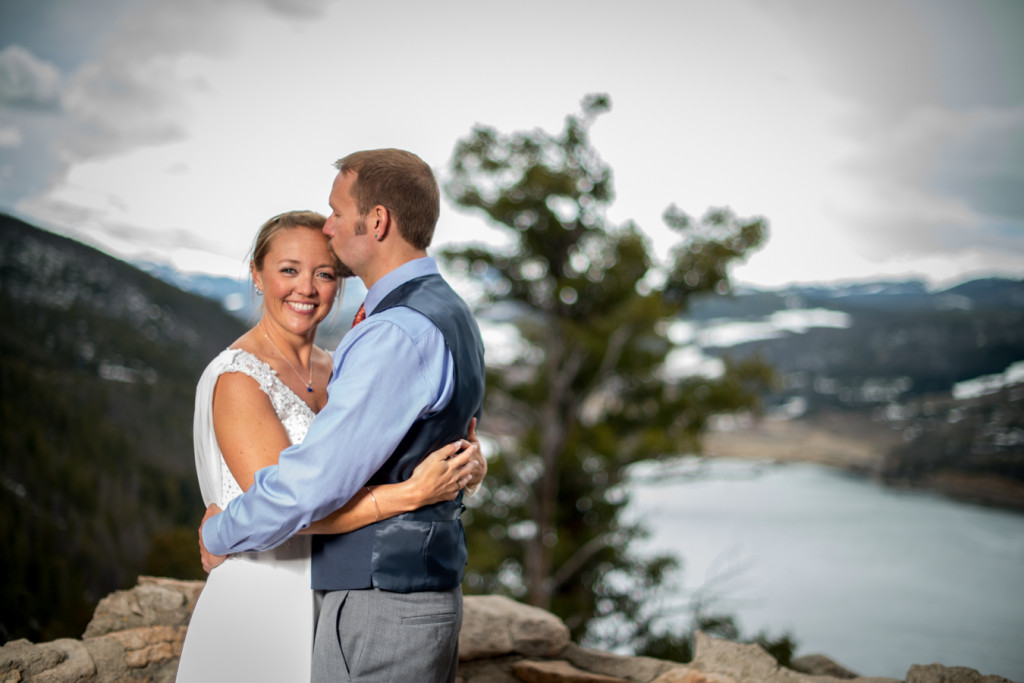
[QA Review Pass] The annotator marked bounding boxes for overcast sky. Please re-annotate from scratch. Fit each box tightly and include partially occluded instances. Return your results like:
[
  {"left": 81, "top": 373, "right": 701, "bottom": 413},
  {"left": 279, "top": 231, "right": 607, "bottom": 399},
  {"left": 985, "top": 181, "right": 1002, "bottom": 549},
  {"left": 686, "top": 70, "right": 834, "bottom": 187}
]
[{"left": 1, "top": 0, "right": 1021, "bottom": 289}]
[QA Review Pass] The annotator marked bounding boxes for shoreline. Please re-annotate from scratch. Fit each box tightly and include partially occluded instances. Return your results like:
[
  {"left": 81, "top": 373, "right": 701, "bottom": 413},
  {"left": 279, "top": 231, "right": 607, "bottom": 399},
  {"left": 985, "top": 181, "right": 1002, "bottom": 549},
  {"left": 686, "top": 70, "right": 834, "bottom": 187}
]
[
  {"left": 702, "top": 413, "right": 898, "bottom": 472},
  {"left": 703, "top": 415, "right": 1024, "bottom": 514}
]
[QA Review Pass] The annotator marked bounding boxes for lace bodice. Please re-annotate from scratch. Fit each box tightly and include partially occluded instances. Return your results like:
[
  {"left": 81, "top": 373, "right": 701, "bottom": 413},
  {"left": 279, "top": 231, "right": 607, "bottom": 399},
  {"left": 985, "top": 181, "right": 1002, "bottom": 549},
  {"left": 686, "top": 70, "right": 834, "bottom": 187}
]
[{"left": 216, "top": 349, "right": 316, "bottom": 504}]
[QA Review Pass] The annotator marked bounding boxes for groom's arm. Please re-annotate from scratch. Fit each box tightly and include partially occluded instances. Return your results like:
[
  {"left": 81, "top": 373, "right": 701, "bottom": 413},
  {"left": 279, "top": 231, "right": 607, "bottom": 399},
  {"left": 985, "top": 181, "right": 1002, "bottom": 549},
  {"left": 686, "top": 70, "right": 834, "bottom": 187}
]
[{"left": 202, "top": 311, "right": 453, "bottom": 556}]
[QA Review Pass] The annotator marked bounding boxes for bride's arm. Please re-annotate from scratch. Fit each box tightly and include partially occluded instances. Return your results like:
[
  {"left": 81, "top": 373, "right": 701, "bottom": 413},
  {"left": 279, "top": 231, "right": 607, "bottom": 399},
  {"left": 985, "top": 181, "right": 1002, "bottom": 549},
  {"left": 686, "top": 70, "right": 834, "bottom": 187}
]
[
  {"left": 211, "top": 371, "right": 294, "bottom": 492},
  {"left": 304, "top": 418, "right": 485, "bottom": 534},
  {"left": 302, "top": 438, "right": 480, "bottom": 534},
  {"left": 212, "top": 373, "right": 484, "bottom": 535}
]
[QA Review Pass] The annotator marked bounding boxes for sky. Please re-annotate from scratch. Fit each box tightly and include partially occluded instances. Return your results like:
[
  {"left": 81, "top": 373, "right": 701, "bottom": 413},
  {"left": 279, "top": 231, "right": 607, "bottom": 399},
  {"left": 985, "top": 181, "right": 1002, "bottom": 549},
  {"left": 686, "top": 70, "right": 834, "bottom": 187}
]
[{"left": 0, "top": 0, "right": 1021, "bottom": 289}]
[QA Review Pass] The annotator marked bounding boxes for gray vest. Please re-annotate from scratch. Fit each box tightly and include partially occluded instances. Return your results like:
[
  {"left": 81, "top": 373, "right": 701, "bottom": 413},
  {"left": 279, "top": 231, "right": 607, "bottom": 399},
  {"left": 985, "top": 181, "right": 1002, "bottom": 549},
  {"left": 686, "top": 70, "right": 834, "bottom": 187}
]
[{"left": 311, "top": 273, "right": 485, "bottom": 592}]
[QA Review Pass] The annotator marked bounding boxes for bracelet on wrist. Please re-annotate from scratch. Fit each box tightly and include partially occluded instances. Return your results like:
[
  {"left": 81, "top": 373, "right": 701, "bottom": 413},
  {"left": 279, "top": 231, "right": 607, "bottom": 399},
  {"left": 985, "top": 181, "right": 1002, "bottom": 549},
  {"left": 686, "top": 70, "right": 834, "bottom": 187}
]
[{"left": 365, "top": 485, "right": 380, "bottom": 522}]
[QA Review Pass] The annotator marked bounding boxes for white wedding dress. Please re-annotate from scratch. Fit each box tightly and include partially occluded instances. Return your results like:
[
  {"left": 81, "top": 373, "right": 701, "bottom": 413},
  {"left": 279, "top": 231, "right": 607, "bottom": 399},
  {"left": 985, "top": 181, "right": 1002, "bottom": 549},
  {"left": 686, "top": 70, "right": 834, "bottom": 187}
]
[{"left": 176, "top": 348, "right": 316, "bottom": 682}]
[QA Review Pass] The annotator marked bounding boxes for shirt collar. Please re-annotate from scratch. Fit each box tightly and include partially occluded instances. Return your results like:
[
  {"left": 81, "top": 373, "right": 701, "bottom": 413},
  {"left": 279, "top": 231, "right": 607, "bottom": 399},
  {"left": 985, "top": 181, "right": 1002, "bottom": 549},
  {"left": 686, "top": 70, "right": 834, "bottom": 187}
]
[{"left": 364, "top": 257, "right": 438, "bottom": 315}]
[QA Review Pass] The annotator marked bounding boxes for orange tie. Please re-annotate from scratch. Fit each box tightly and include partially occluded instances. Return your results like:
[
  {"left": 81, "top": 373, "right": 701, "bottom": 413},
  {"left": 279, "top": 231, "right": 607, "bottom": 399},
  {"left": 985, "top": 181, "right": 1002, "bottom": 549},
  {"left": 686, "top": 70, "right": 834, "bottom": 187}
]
[{"left": 351, "top": 302, "right": 366, "bottom": 327}]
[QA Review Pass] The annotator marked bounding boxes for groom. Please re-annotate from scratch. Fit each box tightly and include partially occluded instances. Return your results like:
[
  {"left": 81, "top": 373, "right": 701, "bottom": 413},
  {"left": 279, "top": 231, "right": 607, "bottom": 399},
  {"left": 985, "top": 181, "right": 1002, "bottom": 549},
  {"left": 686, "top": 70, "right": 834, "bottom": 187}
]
[{"left": 199, "top": 148, "right": 486, "bottom": 682}]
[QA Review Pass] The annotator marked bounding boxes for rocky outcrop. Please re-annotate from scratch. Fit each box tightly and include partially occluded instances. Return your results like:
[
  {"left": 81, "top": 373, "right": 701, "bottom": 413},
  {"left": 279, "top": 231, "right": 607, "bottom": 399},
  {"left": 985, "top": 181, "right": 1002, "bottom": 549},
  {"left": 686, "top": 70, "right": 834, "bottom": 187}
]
[
  {"left": 1, "top": 577, "right": 202, "bottom": 683},
  {"left": 0, "top": 577, "right": 1017, "bottom": 683},
  {"left": 791, "top": 654, "right": 859, "bottom": 679}
]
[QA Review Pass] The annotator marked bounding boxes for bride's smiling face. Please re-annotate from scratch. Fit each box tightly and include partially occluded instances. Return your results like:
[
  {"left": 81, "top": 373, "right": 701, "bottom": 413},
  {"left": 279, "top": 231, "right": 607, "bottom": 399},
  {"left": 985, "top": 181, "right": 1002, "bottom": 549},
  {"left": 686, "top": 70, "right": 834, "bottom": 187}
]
[{"left": 252, "top": 227, "right": 339, "bottom": 336}]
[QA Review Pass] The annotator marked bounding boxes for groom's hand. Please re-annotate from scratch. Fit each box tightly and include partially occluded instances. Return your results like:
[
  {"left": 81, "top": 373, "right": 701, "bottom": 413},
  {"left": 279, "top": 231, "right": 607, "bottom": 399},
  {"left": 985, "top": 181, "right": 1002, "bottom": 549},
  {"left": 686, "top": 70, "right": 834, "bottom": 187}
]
[
  {"left": 198, "top": 503, "right": 227, "bottom": 573},
  {"left": 464, "top": 417, "right": 486, "bottom": 491}
]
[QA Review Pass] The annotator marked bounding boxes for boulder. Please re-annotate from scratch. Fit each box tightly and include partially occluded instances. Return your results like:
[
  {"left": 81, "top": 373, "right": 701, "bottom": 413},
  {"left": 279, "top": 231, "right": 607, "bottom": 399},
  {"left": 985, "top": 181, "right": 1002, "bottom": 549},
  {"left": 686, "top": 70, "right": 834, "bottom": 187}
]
[
  {"left": 651, "top": 670, "right": 740, "bottom": 683},
  {"left": 791, "top": 653, "right": 859, "bottom": 679},
  {"left": 0, "top": 638, "right": 94, "bottom": 683},
  {"left": 906, "top": 663, "right": 1018, "bottom": 683},
  {"left": 688, "top": 632, "right": 801, "bottom": 683},
  {"left": 688, "top": 632, "right": 902, "bottom": 683},
  {"left": 562, "top": 643, "right": 678, "bottom": 682},
  {"left": 511, "top": 658, "right": 630, "bottom": 682},
  {"left": 82, "top": 576, "right": 202, "bottom": 639},
  {"left": 460, "top": 594, "right": 571, "bottom": 660}
]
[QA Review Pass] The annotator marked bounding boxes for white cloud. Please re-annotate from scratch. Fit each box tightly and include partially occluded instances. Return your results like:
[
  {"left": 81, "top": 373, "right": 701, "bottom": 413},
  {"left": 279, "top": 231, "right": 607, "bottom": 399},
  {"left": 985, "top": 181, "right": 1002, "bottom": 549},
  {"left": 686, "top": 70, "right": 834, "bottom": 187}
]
[
  {"left": 0, "top": 45, "right": 62, "bottom": 108},
  {"left": 0, "top": 125, "right": 23, "bottom": 147},
  {"left": 58, "top": 58, "right": 191, "bottom": 160},
  {"left": 826, "top": 104, "right": 1024, "bottom": 261},
  {"left": 927, "top": 106, "right": 1024, "bottom": 220},
  {"left": 721, "top": 1, "right": 1024, "bottom": 286},
  {"left": 6, "top": 0, "right": 1023, "bottom": 289},
  {"left": 258, "top": 0, "right": 331, "bottom": 17}
]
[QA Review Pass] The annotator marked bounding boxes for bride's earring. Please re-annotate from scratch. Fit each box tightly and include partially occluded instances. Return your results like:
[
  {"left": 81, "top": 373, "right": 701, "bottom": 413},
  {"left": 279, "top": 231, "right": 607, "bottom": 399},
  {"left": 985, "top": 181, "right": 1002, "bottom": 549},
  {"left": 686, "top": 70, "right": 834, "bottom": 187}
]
[{"left": 256, "top": 285, "right": 263, "bottom": 296}]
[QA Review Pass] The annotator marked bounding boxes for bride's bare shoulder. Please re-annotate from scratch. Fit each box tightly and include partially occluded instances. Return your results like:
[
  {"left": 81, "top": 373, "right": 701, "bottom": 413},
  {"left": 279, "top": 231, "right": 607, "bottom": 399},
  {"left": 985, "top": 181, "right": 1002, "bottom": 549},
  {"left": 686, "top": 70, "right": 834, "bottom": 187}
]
[{"left": 211, "top": 367, "right": 277, "bottom": 433}]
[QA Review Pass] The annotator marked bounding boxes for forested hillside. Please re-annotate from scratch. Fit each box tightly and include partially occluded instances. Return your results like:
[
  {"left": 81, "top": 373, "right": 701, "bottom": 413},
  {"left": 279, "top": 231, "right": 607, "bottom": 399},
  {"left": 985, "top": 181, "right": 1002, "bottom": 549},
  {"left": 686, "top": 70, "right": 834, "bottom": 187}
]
[{"left": 0, "top": 214, "right": 246, "bottom": 642}]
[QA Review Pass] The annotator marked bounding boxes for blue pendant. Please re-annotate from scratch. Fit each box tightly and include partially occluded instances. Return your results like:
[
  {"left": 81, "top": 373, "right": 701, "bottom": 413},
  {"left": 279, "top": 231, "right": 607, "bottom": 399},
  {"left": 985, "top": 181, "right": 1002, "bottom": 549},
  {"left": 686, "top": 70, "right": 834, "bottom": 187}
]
[{"left": 307, "top": 386, "right": 313, "bottom": 392}]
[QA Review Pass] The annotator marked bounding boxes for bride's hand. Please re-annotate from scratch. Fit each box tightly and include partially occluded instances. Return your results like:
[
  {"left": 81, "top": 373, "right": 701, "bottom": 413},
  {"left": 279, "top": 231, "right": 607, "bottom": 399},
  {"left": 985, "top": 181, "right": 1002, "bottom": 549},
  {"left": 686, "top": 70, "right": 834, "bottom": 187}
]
[
  {"left": 199, "top": 503, "right": 227, "bottom": 573},
  {"left": 408, "top": 434, "right": 482, "bottom": 506}
]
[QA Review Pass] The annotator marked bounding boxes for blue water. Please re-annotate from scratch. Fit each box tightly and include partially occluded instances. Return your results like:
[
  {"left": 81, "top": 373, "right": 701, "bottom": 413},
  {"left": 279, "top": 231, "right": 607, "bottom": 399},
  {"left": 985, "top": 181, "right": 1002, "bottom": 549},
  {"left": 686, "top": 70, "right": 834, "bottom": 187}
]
[{"left": 627, "top": 458, "right": 1024, "bottom": 680}]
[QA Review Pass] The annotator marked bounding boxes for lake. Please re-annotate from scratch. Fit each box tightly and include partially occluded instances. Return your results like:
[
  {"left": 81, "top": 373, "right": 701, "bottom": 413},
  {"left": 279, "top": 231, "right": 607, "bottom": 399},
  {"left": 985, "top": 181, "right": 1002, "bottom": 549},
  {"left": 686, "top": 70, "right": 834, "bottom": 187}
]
[{"left": 627, "top": 457, "right": 1024, "bottom": 680}]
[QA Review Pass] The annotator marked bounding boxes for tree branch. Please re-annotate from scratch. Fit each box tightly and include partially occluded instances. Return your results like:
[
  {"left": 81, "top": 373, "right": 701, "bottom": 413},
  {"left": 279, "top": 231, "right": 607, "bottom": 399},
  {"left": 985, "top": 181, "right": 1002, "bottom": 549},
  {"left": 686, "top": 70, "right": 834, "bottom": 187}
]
[
  {"left": 547, "top": 530, "right": 622, "bottom": 594},
  {"left": 581, "top": 323, "right": 632, "bottom": 401}
]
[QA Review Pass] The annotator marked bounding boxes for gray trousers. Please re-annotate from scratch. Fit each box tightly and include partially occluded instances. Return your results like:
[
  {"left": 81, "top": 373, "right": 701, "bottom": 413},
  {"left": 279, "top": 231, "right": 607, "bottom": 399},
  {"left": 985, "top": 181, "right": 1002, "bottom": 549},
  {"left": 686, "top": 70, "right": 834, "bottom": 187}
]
[{"left": 311, "top": 587, "right": 462, "bottom": 683}]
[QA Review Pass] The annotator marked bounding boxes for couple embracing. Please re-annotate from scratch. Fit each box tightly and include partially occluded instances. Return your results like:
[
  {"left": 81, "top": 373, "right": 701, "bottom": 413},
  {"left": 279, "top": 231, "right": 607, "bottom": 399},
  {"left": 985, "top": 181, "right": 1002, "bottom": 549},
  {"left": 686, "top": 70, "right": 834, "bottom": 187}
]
[{"left": 176, "top": 149, "right": 487, "bottom": 682}]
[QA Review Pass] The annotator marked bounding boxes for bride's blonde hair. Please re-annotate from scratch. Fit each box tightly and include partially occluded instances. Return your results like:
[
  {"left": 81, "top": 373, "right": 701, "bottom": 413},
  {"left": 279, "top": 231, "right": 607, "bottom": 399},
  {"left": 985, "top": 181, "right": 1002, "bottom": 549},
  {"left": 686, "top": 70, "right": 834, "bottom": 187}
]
[{"left": 247, "top": 210, "right": 345, "bottom": 314}]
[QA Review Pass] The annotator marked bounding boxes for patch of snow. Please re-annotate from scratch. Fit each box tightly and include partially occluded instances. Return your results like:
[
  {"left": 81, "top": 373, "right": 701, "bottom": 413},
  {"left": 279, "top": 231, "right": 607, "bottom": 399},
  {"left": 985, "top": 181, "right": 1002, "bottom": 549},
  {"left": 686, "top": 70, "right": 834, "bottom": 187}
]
[{"left": 952, "top": 361, "right": 1024, "bottom": 400}]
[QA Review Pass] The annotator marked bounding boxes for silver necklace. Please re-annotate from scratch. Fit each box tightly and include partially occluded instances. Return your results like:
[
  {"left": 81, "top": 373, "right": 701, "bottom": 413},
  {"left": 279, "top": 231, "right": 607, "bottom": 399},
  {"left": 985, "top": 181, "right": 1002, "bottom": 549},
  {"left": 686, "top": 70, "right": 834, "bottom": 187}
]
[{"left": 260, "top": 324, "right": 314, "bottom": 393}]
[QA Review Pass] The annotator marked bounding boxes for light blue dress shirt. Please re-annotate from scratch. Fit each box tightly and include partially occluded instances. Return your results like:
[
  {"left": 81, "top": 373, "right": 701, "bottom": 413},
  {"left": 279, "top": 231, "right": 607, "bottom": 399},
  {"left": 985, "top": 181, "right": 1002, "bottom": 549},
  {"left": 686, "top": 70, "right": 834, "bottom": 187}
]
[{"left": 203, "top": 257, "right": 455, "bottom": 555}]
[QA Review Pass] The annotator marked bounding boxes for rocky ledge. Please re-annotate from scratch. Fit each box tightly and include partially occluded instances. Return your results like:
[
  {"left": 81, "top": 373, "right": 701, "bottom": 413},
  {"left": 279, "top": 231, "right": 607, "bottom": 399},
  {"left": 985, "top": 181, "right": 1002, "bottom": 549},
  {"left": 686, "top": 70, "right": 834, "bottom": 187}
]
[{"left": 1, "top": 577, "right": 1017, "bottom": 683}]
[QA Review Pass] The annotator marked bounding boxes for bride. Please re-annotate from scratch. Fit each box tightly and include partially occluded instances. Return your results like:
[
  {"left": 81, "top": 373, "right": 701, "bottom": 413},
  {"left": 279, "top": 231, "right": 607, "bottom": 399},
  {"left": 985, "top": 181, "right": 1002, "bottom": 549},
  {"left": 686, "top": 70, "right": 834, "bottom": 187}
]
[{"left": 175, "top": 211, "right": 484, "bottom": 681}]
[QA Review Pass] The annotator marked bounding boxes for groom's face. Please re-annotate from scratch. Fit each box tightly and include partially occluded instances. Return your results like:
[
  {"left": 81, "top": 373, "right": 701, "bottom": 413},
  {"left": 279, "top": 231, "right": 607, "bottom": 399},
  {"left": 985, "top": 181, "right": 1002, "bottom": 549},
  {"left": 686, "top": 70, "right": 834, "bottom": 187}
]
[{"left": 324, "top": 171, "right": 368, "bottom": 276}]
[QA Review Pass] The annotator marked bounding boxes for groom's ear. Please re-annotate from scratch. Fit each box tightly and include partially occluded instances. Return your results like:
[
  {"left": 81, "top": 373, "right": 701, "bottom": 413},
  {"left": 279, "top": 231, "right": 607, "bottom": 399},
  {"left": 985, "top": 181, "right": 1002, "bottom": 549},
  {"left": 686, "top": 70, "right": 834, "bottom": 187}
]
[{"left": 371, "top": 205, "right": 390, "bottom": 241}]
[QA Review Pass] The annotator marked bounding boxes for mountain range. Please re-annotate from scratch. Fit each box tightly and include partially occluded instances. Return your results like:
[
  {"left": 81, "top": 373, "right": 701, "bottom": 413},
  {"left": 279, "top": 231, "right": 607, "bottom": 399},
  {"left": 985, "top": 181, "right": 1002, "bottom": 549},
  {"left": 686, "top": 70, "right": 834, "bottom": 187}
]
[{"left": 685, "top": 274, "right": 1024, "bottom": 504}]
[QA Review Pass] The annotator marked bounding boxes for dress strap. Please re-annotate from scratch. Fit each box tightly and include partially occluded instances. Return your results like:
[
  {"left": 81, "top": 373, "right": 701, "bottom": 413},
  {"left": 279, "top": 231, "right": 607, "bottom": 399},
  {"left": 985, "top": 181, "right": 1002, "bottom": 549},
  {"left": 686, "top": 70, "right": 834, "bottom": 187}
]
[{"left": 221, "top": 349, "right": 280, "bottom": 396}]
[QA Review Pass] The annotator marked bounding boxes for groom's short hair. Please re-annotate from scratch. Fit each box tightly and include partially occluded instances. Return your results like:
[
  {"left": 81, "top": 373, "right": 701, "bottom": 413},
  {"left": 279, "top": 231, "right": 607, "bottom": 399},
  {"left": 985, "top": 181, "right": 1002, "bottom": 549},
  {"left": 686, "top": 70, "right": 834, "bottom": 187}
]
[{"left": 334, "top": 149, "right": 440, "bottom": 250}]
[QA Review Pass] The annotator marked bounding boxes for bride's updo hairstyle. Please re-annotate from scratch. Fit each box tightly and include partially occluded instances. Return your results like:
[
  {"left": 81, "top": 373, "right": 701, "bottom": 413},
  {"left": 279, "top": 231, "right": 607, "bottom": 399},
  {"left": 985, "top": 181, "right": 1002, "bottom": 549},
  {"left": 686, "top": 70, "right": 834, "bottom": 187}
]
[
  {"left": 248, "top": 210, "right": 345, "bottom": 311},
  {"left": 250, "top": 210, "right": 339, "bottom": 271}
]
